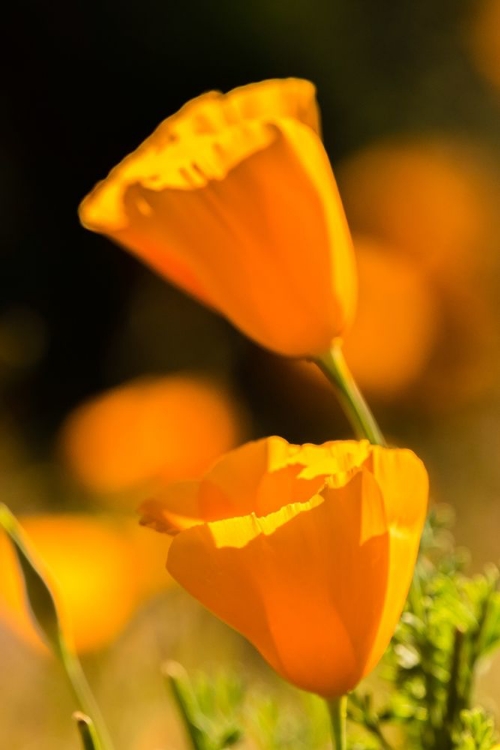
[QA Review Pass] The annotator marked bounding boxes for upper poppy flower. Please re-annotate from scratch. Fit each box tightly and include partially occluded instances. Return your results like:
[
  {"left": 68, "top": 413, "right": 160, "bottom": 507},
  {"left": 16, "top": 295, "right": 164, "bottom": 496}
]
[
  {"left": 140, "top": 437, "right": 428, "bottom": 698},
  {"left": 79, "top": 79, "right": 357, "bottom": 357}
]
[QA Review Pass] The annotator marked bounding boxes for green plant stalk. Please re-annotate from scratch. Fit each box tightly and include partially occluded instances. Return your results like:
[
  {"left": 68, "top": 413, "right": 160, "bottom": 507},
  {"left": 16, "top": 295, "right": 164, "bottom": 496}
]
[
  {"left": 56, "top": 639, "right": 114, "bottom": 750},
  {"left": 0, "top": 504, "right": 114, "bottom": 750},
  {"left": 445, "top": 629, "right": 465, "bottom": 734},
  {"left": 316, "top": 344, "right": 385, "bottom": 446},
  {"left": 462, "top": 579, "right": 496, "bottom": 707},
  {"left": 369, "top": 724, "right": 393, "bottom": 750},
  {"left": 327, "top": 696, "right": 347, "bottom": 750}
]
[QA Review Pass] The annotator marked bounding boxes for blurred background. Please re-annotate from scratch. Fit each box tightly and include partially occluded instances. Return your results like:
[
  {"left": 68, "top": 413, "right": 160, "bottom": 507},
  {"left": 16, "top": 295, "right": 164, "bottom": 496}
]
[{"left": 2, "top": 0, "right": 500, "bottom": 746}]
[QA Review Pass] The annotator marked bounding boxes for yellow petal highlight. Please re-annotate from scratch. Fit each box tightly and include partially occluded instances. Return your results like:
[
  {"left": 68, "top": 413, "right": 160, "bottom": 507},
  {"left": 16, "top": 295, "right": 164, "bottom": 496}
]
[
  {"left": 144, "top": 437, "right": 428, "bottom": 697},
  {"left": 79, "top": 79, "right": 356, "bottom": 357},
  {"left": 140, "top": 437, "right": 373, "bottom": 529},
  {"left": 80, "top": 78, "right": 319, "bottom": 231}
]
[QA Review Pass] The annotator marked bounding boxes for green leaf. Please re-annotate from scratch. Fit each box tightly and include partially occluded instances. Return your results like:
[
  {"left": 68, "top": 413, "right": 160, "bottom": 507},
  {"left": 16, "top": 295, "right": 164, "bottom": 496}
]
[
  {"left": 164, "top": 661, "right": 209, "bottom": 750},
  {"left": 0, "top": 503, "right": 62, "bottom": 651},
  {"left": 0, "top": 505, "right": 114, "bottom": 750}
]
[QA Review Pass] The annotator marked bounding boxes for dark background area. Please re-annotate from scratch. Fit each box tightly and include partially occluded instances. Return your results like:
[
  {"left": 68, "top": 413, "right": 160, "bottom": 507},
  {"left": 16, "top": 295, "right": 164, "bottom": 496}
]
[{"left": 3, "top": 0, "right": 498, "bottom": 448}]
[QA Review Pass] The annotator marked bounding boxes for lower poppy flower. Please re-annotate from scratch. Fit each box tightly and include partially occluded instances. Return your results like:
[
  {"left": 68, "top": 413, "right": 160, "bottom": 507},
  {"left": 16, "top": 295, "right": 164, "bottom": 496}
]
[
  {"left": 140, "top": 437, "right": 428, "bottom": 697},
  {"left": 79, "top": 79, "right": 357, "bottom": 358}
]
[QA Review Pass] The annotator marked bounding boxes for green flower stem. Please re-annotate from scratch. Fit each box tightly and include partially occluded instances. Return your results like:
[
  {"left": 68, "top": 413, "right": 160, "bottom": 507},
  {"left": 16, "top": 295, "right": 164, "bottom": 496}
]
[
  {"left": 57, "top": 639, "right": 114, "bottom": 750},
  {"left": 327, "top": 695, "right": 347, "bottom": 750},
  {"left": 445, "top": 628, "right": 465, "bottom": 730},
  {"left": 316, "top": 344, "right": 386, "bottom": 446},
  {"left": 0, "top": 504, "right": 114, "bottom": 750}
]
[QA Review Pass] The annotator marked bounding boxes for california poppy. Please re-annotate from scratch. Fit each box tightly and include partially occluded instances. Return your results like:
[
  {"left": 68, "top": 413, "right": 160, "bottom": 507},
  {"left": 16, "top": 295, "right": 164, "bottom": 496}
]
[
  {"left": 141, "top": 437, "right": 428, "bottom": 697},
  {"left": 79, "top": 79, "right": 356, "bottom": 357}
]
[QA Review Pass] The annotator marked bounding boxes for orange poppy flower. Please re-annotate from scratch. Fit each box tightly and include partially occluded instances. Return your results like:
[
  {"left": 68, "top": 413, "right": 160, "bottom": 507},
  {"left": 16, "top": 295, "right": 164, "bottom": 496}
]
[
  {"left": 140, "top": 437, "right": 428, "bottom": 698},
  {"left": 79, "top": 79, "right": 356, "bottom": 357}
]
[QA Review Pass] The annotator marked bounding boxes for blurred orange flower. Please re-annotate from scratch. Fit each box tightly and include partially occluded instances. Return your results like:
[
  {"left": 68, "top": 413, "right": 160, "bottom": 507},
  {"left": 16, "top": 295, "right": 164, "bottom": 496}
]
[
  {"left": 79, "top": 79, "right": 356, "bottom": 357},
  {"left": 141, "top": 437, "right": 428, "bottom": 697},
  {"left": 337, "top": 139, "right": 494, "bottom": 282},
  {"left": 342, "top": 237, "right": 439, "bottom": 398},
  {"left": 334, "top": 138, "right": 499, "bottom": 405},
  {"left": 468, "top": 0, "right": 500, "bottom": 90},
  {"left": 0, "top": 514, "right": 172, "bottom": 653},
  {"left": 60, "top": 374, "right": 244, "bottom": 498}
]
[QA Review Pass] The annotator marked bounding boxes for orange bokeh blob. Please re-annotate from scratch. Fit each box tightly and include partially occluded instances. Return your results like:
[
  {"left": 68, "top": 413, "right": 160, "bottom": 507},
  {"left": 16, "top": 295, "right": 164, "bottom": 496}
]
[
  {"left": 468, "top": 0, "right": 500, "bottom": 89},
  {"left": 337, "top": 139, "right": 494, "bottom": 282},
  {"left": 60, "top": 374, "right": 245, "bottom": 496},
  {"left": 343, "top": 237, "right": 439, "bottom": 397},
  {"left": 334, "top": 138, "right": 499, "bottom": 404},
  {"left": 0, "top": 514, "right": 172, "bottom": 654}
]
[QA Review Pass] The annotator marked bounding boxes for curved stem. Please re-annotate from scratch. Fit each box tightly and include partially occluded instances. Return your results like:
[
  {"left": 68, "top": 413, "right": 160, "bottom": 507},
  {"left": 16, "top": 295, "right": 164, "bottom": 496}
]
[
  {"left": 57, "top": 639, "right": 114, "bottom": 750},
  {"left": 0, "top": 504, "right": 114, "bottom": 750},
  {"left": 327, "top": 695, "right": 347, "bottom": 750},
  {"left": 316, "top": 344, "right": 386, "bottom": 446}
]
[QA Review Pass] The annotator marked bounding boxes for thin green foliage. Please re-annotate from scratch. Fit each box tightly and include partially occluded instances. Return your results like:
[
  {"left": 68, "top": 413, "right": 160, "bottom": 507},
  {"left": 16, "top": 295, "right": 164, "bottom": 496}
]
[
  {"left": 164, "top": 661, "right": 243, "bottom": 750},
  {"left": 351, "top": 506, "right": 500, "bottom": 750}
]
